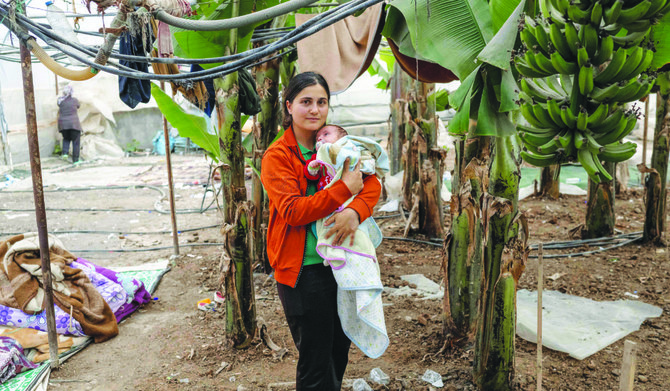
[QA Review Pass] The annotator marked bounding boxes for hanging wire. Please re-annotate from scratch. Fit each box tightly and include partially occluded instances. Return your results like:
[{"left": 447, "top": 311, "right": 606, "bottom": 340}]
[{"left": 0, "top": 0, "right": 383, "bottom": 82}]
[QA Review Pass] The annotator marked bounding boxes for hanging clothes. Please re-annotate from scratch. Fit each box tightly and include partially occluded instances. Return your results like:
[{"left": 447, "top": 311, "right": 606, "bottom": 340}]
[
  {"left": 191, "top": 64, "right": 216, "bottom": 117},
  {"left": 153, "top": 0, "right": 193, "bottom": 57},
  {"left": 189, "top": 66, "right": 261, "bottom": 117},
  {"left": 295, "top": 4, "right": 385, "bottom": 94},
  {"left": 118, "top": 28, "right": 154, "bottom": 109}
]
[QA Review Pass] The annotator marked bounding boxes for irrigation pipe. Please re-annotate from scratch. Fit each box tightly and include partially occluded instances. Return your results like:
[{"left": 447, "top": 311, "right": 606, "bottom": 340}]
[
  {"left": 151, "top": 0, "right": 319, "bottom": 31},
  {"left": 71, "top": 242, "right": 225, "bottom": 253},
  {"left": 381, "top": 234, "right": 643, "bottom": 259},
  {"left": 0, "top": 223, "right": 221, "bottom": 237},
  {"left": 27, "top": 38, "right": 97, "bottom": 80}
]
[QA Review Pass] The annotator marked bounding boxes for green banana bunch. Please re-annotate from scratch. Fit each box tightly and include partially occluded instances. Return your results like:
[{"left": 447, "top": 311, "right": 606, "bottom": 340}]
[{"left": 515, "top": 0, "right": 657, "bottom": 181}]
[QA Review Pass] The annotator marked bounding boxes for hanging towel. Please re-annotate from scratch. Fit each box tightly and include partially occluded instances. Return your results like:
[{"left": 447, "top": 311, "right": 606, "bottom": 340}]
[
  {"left": 295, "top": 4, "right": 385, "bottom": 93},
  {"left": 313, "top": 136, "right": 390, "bottom": 358},
  {"left": 119, "top": 29, "right": 154, "bottom": 109}
]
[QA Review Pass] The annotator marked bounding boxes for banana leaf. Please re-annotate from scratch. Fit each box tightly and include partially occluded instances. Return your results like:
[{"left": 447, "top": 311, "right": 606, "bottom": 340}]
[
  {"left": 383, "top": 0, "right": 505, "bottom": 80},
  {"left": 489, "top": 0, "right": 521, "bottom": 31},
  {"left": 651, "top": 13, "right": 670, "bottom": 71},
  {"left": 172, "top": 0, "right": 280, "bottom": 69},
  {"left": 477, "top": 0, "right": 525, "bottom": 71},
  {"left": 151, "top": 83, "right": 221, "bottom": 161}
]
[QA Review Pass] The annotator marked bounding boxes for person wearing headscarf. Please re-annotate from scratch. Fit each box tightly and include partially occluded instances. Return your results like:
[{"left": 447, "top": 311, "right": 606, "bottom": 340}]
[{"left": 57, "top": 86, "right": 83, "bottom": 163}]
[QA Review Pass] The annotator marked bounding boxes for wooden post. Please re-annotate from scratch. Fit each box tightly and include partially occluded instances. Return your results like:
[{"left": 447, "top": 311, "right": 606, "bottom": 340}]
[
  {"left": 537, "top": 243, "right": 543, "bottom": 391},
  {"left": 641, "top": 98, "right": 649, "bottom": 185},
  {"left": 19, "top": 36, "right": 60, "bottom": 368},
  {"left": 159, "top": 81, "right": 179, "bottom": 256},
  {"left": 619, "top": 340, "right": 638, "bottom": 391}
]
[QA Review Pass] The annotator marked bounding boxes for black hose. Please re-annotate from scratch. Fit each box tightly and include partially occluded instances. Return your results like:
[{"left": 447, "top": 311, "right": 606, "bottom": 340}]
[
  {"left": 152, "top": 0, "right": 319, "bottom": 32},
  {"left": 0, "top": 0, "right": 382, "bottom": 81}
]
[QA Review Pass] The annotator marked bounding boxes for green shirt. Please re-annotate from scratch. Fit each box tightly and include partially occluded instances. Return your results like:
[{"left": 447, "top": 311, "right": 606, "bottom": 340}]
[{"left": 298, "top": 143, "right": 323, "bottom": 266}]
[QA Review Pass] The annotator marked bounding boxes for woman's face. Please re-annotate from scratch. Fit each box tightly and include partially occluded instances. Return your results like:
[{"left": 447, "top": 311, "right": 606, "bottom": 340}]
[{"left": 286, "top": 84, "right": 329, "bottom": 135}]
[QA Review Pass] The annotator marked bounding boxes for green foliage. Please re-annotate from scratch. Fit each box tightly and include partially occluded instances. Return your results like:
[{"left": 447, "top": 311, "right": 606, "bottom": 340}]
[
  {"left": 151, "top": 83, "right": 222, "bottom": 162},
  {"left": 431, "top": 89, "right": 451, "bottom": 112},
  {"left": 124, "top": 139, "right": 141, "bottom": 153},
  {"left": 172, "top": 0, "right": 280, "bottom": 69},
  {"left": 651, "top": 12, "right": 670, "bottom": 71},
  {"left": 382, "top": 0, "right": 497, "bottom": 80},
  {"left": 659, "top": 72, "right": 670, "bottom": 95}
]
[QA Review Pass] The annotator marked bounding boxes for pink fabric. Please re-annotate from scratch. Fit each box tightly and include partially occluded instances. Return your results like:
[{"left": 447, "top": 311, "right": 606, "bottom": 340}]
[{"left": 155, "top": 0, "right": 193, "bottom": 58}]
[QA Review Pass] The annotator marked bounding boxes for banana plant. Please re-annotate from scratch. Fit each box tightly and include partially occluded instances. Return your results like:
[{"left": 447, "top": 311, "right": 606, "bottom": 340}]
[
  {"left": 367, "top": 46, "right": 449, "bottom": 236},
  {"left": 384, "top": 0, "right": 529, "bottom": 389},
  {"left": 515, "top": 0, "right": 670, "bottom": 238},
  {"left": 154, "top": 0, "right": 285, "bottom": 348},
  {"left": 643, "top": 71, "right": 670, "bottom": 243}
]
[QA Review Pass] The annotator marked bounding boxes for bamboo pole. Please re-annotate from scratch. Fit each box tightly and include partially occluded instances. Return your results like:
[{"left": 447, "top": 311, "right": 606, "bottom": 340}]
[
  {"left": 19, "top": 37, "right": 60, "bottom": 368},
  {"left": 159, "top": 81, "right": 179, "bottom": 256},
  {"left": 619, "top": 340, "right": 638, "bottom": 391},
  {"left": 537, "top": 243, "right": 543, "bottom": 391}
]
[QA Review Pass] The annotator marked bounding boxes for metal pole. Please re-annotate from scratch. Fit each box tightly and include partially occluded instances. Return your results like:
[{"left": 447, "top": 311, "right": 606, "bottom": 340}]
[
  {"left": 536, "top": 242, "right": 543, "bottom": 391},
  {"left": 19, "top": 38, "right": 60, "bottom": 368},
  {"left": 160, "top": 82, "right": 179, "bottom": 255}
]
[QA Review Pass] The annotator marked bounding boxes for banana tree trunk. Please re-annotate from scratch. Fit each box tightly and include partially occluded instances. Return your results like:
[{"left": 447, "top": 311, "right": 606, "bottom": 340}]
[
  {"left": 215, "top": 5, "right": 256, "bottom": 346},
  {"left": 402, "top": 81, "right": 444, "bottom": 237},
  {"left": 252, "top": 57, "right": 280, "bottom": 273},
  {"left": 443, "top": 134, "right": 490, "bottom": 340},
  {"left": 539, "top": 165, "right": 560, "bottom": 199},
  {"left": 582, "top": 161, "right": 615, "bottom": 239},
  {"left": 643, "top": 91, "right": 670, "bottom": 243},
  {"left": 215, "top": 70, "right": 256, "bottom": 348},
  {"left": 473, "top": 136, "right": 526, "bottom": 390},
  {"left": 389, "top": 66, "right": 412, "bottom": 175},
  {"left": 417, "top": 82, "right": 445, "bottom": 237}
]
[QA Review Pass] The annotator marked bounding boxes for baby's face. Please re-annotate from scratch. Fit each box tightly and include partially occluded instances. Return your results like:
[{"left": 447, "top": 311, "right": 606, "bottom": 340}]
[{"left": 316, "top": 126, "right": 342, "bottom": 145}]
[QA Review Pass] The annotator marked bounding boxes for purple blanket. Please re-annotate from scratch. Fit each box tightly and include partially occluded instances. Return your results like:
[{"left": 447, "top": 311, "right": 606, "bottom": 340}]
[{"left": 0, "top": 259, "right": 152, "bottom": 336}]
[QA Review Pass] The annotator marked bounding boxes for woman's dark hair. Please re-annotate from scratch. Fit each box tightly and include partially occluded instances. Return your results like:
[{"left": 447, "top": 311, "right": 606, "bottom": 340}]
[{"left": 282, "top": 72, "right": 330, "bottom": 129}]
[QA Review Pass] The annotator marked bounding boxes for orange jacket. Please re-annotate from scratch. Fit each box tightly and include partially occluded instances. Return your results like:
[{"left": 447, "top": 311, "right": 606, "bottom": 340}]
[{"left": 261, "top": 126, "right": 381, "bottom": 287}]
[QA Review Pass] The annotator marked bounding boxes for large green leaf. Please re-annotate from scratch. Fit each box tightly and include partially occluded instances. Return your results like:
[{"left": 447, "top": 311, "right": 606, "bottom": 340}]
[
  {"left": 499, "top": 68, "right": 519, "bottom": 113},
  {"left": 651, "top": 13, "right": 670, "bottom": 71},
  {"left": 449, "top": 66, "right": 480, "bottom": 110},
  {"left": 475, "top": 75, "right": 516, "bottom": 137},
  {"left": 151, "top": 83, "right": 221, "bottom": 160},
  {"left": 382, "top": 0, "right": 495, "bottom": 80},
  {"left": 448, "top": 67, "right": 480, "bottom": 135},
  {"left": 172, "top": 0, "right": 280, "bottom": 69},
  {"left": 489, "top": 0, "right": 522, "bottom": 31},
  {"left": 478, "top": 0, "right": 525, "bottom": 70}
]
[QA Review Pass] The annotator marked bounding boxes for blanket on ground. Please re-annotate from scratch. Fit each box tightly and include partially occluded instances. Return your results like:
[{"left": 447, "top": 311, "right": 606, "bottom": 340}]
[
  {"left": 0, "top": 234, "right": 118, "bottom": 343},
  {"left": 314, "top": 137, "right": 389, "bottom": 358}
]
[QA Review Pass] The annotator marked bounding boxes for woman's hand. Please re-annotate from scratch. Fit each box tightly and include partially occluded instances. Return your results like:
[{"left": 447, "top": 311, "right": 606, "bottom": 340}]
[
  {"left": 324, "top": 208, "right": 360, "bottom": 246},
  {"left": 340, "top": 158, "right": 363, "bottom": 195}
]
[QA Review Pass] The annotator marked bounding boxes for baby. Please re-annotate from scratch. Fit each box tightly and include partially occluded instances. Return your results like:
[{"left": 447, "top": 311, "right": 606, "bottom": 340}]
[{"left": 304, "top": 124, "right": 382, "bottom": 190}]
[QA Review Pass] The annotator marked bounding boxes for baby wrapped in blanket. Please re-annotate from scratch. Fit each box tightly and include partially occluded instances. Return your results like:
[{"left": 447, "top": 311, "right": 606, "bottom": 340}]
[{"left": 305, "top": 125, "right": 389, "bottom": 358}]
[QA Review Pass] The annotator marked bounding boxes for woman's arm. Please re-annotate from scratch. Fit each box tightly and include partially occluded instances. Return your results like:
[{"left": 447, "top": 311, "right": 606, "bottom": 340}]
[
  {"left": 261, "top": 148, "right": 354, "bottom": 227},
  {"left": 324, "top": 174, "right": 381, "bottom": 246}
]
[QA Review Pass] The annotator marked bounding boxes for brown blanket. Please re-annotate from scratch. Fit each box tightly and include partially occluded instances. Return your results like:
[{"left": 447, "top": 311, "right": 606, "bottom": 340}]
[{"left": 0, "top": 234, "right": 118, "bottom": 343}]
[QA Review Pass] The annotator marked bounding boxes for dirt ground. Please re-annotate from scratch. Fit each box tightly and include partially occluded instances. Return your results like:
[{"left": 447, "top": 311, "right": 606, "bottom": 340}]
[{"left": 1, "top": 154, "right": 669, "bottom": 390}]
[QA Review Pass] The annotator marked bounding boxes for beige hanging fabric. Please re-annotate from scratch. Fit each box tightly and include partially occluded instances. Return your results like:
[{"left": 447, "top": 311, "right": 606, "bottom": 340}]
[{"left": 295, "top": 4, "right": 385, "bottom": 94}]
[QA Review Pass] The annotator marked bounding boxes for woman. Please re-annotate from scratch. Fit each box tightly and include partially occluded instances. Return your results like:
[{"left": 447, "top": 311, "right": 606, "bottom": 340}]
[
  {"left": 57, "top": 86, "right": 82, "bottom": 163},
  {"left": 261, "top": 72, "right": 381, "bottom": 390}
]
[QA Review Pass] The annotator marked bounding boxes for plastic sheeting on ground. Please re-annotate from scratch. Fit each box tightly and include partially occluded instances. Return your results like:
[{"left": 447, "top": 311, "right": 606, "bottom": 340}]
[{"left": 516, "top": 289, "right": 663, "bottom": 360}]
